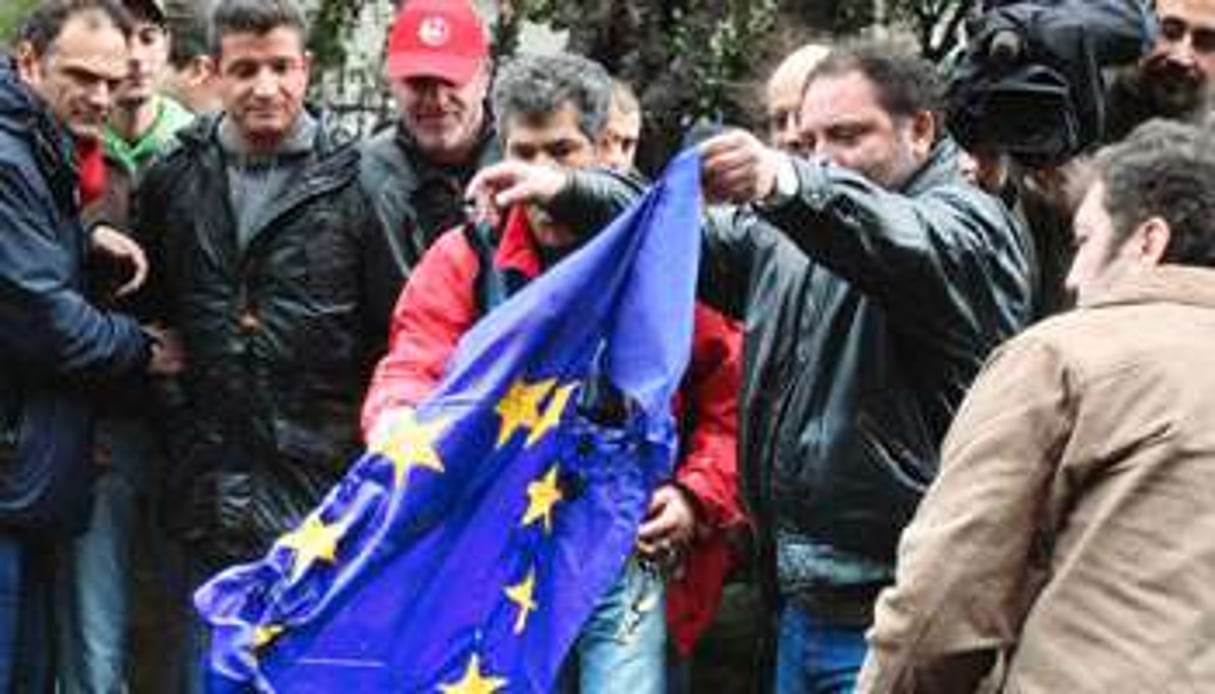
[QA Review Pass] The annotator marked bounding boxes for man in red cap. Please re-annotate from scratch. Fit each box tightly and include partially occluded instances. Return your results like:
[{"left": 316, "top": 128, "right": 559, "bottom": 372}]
[{"left": 360, "top": 0, "right": 500, "bottom": 290}]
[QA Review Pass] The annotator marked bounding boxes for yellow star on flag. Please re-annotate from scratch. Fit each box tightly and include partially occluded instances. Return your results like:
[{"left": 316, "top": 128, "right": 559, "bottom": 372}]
[
  {"left": 504, "top": 568, "right": 538, "bottom": 635},
  {"left": 372, "top": 410, "right": 449, "bottom": 487},
  {"left": 276, "top": 512, "right": 345, "bottom": 581},
  {"left": 495, "top": 379, "right": 554, "bottom": 448},
  {"left": 438, "top": 653, "right": 506, "bottom": 694},
  {"left": 521, "top": 465, "right": 563, "bottom": 533},
  {"left": 251, "top": 624, "right": 284, "bottom": 651},
  {"left": 525, "top": 382, "right": 576, "bottom": 447}
]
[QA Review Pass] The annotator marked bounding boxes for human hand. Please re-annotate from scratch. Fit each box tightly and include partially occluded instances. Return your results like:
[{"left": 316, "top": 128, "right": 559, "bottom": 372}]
[
  {"left": 367, "top": 406, "right": 415, "bottom": 449},
  {"left": 465, "top": 161, "right": 570, "bottom": 227},
  {"left": 91, "top": 225, "right": 148, "bottom": 297},
  {"left": 145, "top": 326, "right": 185, "bottom": 376},
  {"left": 637, "top": 484, "right": 698, "bottom": 562},
  {"left": 699, "top": 129, "right": 782, "bottom": 205}
]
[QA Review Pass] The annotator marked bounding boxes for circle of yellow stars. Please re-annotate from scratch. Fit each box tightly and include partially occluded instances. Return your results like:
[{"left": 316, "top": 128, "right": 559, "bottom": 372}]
[{"left": 243, "top": 377, "right": 582, "bottom": 692}]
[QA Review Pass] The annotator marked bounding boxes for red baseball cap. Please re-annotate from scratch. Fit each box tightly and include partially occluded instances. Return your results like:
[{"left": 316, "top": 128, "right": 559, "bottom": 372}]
[{"left": 386, "top": 0, "right": 490, "bottom": 85}]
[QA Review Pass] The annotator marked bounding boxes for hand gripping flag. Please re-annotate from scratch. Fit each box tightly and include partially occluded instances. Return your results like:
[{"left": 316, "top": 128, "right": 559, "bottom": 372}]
[{"left": 195, "top": 151, "right": 703, "bottom": 692}]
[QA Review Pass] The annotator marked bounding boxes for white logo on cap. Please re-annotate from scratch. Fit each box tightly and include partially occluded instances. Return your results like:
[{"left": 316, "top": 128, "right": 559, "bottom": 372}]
[{"left": 418, "top": 16, "right": 451, "bottom": 47}]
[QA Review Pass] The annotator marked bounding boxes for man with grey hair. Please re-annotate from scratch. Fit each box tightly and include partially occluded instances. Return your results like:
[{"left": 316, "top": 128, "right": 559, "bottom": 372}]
[
  {"left": 599, "top": 77, "right": 642, "bottom": 172},
  {"left": 1, "top": 0, "right": 182, "bottom": 688},
  {"left": 360, "top": 0, "right": 499, "bottom": 290},
  {"left": 362, "top": 52, "right": 744, "bottom": 693}
]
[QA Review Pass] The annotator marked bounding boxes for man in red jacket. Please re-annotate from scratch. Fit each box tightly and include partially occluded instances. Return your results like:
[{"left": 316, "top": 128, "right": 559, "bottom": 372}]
[{"left": 362, "top": 52, "right": 743, "bottom": 691}]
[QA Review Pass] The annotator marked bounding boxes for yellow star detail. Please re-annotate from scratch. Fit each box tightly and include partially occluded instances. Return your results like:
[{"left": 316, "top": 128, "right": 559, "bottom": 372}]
[
  {"left": 521, "top": 465, "right": 563, "bottom": 533},
  {"left": 372, "top": 410, "right": 448, "bottom": 487},
  {"left": 504, "top": 568, "right": 538, "bottom": 635},
  {"left": 251, "top": 624, "right": 284, "bottom": 651},
  {"left": 438, "top": 653, "right": 506, "bottom": 694},
  {"left": 276, "top": 513, "right": 345, "bottom": 581},
  {"left": 494, "top": 379, "right": 554, "bottom": 448},
  {"left": 525, "top": 383, "right": 576, "bottom": 447}
]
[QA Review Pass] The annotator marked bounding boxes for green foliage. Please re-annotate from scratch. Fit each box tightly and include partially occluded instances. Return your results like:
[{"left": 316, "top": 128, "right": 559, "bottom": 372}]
[
  {"left": 309, "top": 0, "right": 366, "bottom": 71},
  {"left": 834, "top": 0, "right": 974, "bottom": 60},
  {"left": 0, "top": 0, "right": 39, "bottom": 48},
  {"left": 887, "top": 0, "right": 974, "bottom": 60},
  {"left": 670, "top": 0, "right": 779, "bottom": 122},
  {"left": 305, "top": 0, "right": 973, "bottom": 167}
]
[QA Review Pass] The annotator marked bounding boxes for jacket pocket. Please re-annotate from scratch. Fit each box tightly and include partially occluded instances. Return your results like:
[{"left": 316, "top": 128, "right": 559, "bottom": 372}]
[
  {"left": 0, "top": 386, "right": 93, "bottom": 534},
  {"left": 856, "top": 410, "right": 933, "bottom": 493}
]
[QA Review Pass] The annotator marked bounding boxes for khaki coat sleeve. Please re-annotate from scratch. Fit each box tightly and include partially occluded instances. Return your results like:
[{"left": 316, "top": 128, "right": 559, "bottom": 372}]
[{"left": 858, "top": 334, "right": 1076, "bottom": 693}]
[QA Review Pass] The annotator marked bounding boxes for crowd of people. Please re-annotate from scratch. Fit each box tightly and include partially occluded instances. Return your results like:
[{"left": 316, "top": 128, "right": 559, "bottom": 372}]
[{"left": 2, "top": 0, "right": 1215, "bottom": 691}]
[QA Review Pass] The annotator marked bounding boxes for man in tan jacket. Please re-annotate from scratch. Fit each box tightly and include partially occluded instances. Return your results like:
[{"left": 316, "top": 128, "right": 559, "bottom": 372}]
[{"left": 859, "top": 119, "right": 1215, "bottom": 693}]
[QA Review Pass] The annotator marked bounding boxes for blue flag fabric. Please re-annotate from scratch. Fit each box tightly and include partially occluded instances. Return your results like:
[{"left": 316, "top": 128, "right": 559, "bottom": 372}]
[{"left": 194, "top": 151, "right": 703, "bottom": 692}]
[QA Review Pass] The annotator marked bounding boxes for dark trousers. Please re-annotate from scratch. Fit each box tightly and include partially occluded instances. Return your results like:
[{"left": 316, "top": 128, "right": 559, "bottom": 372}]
[{"left": 0, "top": 533, "right": 53, "bottom": 694}]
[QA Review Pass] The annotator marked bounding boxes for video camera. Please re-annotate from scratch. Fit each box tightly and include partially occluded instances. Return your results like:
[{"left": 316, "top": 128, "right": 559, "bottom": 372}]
[{"left": 946, "top": 0, "right": 1152, "bottom": 169}]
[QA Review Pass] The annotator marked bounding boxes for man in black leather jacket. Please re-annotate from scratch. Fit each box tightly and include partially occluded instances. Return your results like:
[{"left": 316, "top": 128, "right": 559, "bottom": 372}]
[
  {"left": 135, "top": 0, "right": 397, "bottom": 602},
  {"left": 698, "top": 40, "right": 1037, "bottom": 692},
  {"left": 359, "top": 0, "right": 500, "bottom": 287}
]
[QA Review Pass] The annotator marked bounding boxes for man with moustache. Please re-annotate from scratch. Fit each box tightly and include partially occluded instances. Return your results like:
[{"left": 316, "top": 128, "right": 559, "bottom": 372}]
[
  {"left": 1107, "top": 0, "right": 1215, "bottom": 138},
  {"left": 360, "top": 0, "right": 500, "bottom": 285}
]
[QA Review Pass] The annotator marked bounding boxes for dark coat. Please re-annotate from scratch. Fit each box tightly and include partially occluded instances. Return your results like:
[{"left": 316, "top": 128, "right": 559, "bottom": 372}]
[
  {"left": 702, "top": 141, "right": 1036, "bottom": 604},
  {"left": 0, "top": 59, "right": 151, "bottom": 535},
  {"left": 358, "top": 122, "right": 500, "bottom": 282},
  {"left": 136, "top": 113, "right": 398, "bottom": 563}
]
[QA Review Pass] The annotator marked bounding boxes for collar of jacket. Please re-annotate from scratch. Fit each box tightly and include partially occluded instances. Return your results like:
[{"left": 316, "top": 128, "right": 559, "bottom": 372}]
[
  {"left": 1080, "top": 265, "right": 1215, "bottom": 311},
  {"left": 900, "top": 137, "right": 964, "bottom": 196},
  {"left": 103, "top": 94, "right": 193, "bottom": 174},
  {"left": 0, "top": 57, "right": 80, "bottom": 210},
  {"left": 172, "top": 103, "right": 347, "bottom": 158},
  {"left": 493, "top": 205, "right": 543, "bottom": 278}
]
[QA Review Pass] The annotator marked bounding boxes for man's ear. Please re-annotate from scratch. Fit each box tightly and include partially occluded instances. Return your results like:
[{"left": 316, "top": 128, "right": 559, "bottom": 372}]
[
  {"left": 301, "top": 50, "right": 313, "bottom": 82},
  {"left": 909, "top": 109, "right": 936, "bottom": 159},
  {"left": 1137, "top": 216, "right": 1172, "bottom": 265},
  {"left": 189, "top": 54, "right": 214, "bottom": 85},
  {"left": 14, "top": 41, "right": 42, "bottom": 86}
]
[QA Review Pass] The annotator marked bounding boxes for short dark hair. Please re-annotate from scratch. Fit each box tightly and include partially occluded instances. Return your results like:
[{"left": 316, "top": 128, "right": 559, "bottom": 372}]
[
  {"left": 167, "top": 12, "right": 209, "bottom": 68},
  {"left": 17, "top": 0, "right": 133, "bottom": 55},
  {"left": 1094, "top": 119, "right": 1215, "bottom": 268},
  {"left": 492, "top": 52, "right": 613, "bottom": 143},
  {"left": 208, "top": 0, "right": 307, "bottom": 57},
  {"left": 121, "top": 0, "right": 164, "bottom": 25},
  {"left": 804, "top": 39, "right": 942, "bottom": 124}
]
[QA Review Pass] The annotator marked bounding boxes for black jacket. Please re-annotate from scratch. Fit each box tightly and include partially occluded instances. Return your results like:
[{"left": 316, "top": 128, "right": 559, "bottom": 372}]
[
  {"left": 0, "top": 58, "right": 150, "bottom": 534},
  {"left": 702, "top": 140, "right": 1036, "bottom": 598},
  {"left": 359, "top": 122, "right": 500, "bottom": 280},
  {"left": 137, "top": 113, "right": 398, "bottom": 563}
]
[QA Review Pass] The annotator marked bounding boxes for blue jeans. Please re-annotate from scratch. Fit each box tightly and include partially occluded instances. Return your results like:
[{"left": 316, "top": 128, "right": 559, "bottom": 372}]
[
  {"left": 775, "top": 603, "right": 868, "bottom": 694},
  {"left": 559, "top": 557, "right": 667, "bottom": 693},
  {"left": 56, "top": 418, "right": 172, "bottom": 694},
  {"left": 0, "top": 533, "right": 52, "bottom": 694}
]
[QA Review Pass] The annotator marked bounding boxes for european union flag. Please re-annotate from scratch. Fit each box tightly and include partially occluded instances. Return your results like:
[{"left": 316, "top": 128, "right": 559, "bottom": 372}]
[{"left": 195, "top": 151, "right": 703, "bottom": 692}]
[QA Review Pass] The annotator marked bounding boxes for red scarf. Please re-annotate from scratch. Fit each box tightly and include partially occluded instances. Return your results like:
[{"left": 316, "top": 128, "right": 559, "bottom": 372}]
[{"left": 76, "top": 137, "right": 107, "bottom": 206}]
